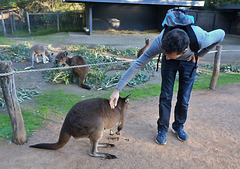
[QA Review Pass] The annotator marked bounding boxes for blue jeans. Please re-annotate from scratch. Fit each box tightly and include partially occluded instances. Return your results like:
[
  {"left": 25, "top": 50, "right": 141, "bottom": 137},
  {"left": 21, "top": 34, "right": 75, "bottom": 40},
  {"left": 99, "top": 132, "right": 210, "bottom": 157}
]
[{"left": 157, "top": 55, "right": 197, "bottom": 132}]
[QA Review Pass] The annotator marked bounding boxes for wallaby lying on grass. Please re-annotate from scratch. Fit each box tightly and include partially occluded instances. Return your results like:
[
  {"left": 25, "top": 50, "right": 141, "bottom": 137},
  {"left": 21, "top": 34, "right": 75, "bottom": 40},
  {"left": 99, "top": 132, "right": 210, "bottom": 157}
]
[
  {"left": 30, "top": 94, "right": 131, "bottom": 159},
  {"left": 137, "top": 38, "right": 150, "bottom": 58},
  {"left": 55, "top": 52, "right": 91, "bottom": 90},
  {"left": 25, "top": 44, "right": 53, "bottom": 69}
]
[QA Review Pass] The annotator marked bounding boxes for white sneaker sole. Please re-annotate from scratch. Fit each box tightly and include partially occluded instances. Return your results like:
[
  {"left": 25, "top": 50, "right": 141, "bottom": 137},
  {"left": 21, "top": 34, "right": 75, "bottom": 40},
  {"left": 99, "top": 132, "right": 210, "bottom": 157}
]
[
  {"left": 172, "top": 129, "right": 188, "bottom": 142},
  {"left": 155, "top": 139, "right": 167, "bottom": 145}
]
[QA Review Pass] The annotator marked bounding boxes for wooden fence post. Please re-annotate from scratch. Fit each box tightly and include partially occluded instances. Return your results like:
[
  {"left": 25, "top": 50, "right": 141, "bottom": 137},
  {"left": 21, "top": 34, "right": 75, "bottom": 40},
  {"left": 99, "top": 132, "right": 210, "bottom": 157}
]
[
  {"left": 26, "top": 12, "right": 31, "bottom": 35},
  {"left": 0, "top": 61, "right": 27, "bottom": 145},
  {"left": 57, "top": 13, "right": 60, "bottom": 32},
  {"left": 10, "top": 11, "right": 14, "bottom": 35},
  {"left": 1, "top": 11, "right": 7, "bottom": 36},
  {"left": 209, "top": 45, "right": 222, "bottom": 90}
]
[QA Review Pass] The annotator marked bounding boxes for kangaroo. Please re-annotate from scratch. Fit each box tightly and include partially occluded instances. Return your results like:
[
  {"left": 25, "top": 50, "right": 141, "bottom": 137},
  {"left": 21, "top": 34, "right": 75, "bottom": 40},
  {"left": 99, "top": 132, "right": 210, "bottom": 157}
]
[
  {"left": 30, "top": 94, "right": 131, "bottom": 159},
  {"left": 54, "top": 51, "right": 68, "bottom": 66},
  {"left": 65, "top": 55, "right": 91, "bottom": 90},
  {"left": 26, "top": 44, "right": 53, "bottom": 69},
  {"left": 137, "top": 38, "right": 150, "bottom": 58},
  {"left": 137, "top": 38, "right": 156, "bottom": 77}
]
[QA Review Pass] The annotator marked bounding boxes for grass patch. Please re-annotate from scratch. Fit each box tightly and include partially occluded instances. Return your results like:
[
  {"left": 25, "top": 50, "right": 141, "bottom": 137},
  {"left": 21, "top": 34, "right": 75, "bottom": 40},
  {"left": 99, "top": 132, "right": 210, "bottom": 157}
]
[
  {"left": 121, "top": 84, "right": 161, "bottom": 99},
  {"left": 12, "top": 30, "right": 30, "bottom": 37},
  {"left": 35, "top": 89, "right": 95, "bottom": 113},
  {"left": 0, "top": 32, "right": 69, "bottom": 45},
  {"left": 0, "top": 37, "right": 12, "bottom": 44},
  {"left": 30, "top": 32, "right": 69, "bottom": 43},
  {"left": 0, "top": 106, "right": 44, "bottom": 139},
  {"left": 216, "top": 73, "right": 240, "bottom": 86}
]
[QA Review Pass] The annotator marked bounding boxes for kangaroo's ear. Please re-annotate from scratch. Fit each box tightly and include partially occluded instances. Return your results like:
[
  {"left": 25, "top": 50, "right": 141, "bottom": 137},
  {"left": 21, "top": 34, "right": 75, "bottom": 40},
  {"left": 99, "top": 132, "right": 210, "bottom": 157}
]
[
  {"left": 124, "top": 94, "right": 131, "bottom": 103},
  {"left": 64, "top": 51, "right": 68, "bottom": 56}
]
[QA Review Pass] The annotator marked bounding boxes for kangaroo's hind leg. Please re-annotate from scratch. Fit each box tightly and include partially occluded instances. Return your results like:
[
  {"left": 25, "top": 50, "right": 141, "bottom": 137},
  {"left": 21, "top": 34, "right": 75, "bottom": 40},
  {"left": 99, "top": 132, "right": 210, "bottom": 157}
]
[
  {"left": 79, "top": 71, "right": 91, "bottom": 90},
  {"left": 42, "top": 54, "right": 49, "bottom": 64},
  {"left": 89, "top": 130, "right": 117, "bottom": 159},
  {"left": 35, "top": 54, "right": 40, "bottom": 63}
]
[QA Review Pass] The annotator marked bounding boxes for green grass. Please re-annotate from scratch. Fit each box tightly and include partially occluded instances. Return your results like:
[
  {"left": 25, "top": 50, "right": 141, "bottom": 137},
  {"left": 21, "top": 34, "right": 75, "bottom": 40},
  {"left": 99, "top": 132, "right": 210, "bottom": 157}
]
[
  {"left": 31, "top": 32, "right": 68, "bottom": 43},
  {"left": 12, "top": 30, "right": 30, "bottom": 37},
  {"left": 0, "top": 37, "right": 12, "bottom": 44},
  {"left": 0, "top": 106, "right": 44, "bottom": 139},
  {"left": 0, "top": 71, "right": 240, "bottom": 141},
  {"left": 0, "top": 32, "right": 69, "bottom": 45}
]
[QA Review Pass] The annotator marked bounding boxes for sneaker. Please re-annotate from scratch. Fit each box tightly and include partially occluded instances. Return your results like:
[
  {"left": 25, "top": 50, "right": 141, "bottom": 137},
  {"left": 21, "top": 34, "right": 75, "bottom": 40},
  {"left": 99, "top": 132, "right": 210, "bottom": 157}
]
[
  {"left": 155, "top": 131, "right": 167, "bottom": 145},
  {"left": 172, "top": 128, "right": 189, "bottom": 141}
]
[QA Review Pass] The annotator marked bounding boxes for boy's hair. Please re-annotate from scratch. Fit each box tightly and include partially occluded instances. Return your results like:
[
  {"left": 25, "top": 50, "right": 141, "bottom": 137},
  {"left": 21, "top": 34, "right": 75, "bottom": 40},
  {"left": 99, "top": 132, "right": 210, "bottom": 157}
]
[{"left": 162, "top": 28, "right": 190, "bottom": 54}]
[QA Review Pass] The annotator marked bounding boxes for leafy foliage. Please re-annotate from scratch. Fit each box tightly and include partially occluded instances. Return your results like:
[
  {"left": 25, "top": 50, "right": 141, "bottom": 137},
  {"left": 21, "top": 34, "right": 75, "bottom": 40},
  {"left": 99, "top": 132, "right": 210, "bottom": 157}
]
[
  {"left": 43, "top": 67, "right": 72, "bottom": 85},
  {"left": 0, "top": 87, "right": 39, "bottom": 107},
  {"left": 43, "top": 44, "right": 156, "bottom": 90},
  {"left": 204, "top": 0, "right": 240, "bottom": 9},
  {"left": 1, "top": 0, "right": 84, "bottom": 13},
  {"left": 220, "top": 64, "right": 240, "bottom": 73},
  {"left": 200, "top": 63, "right": 240, "bottom": 73},
  {"left": 0, "top": 43, "right": 31, "bottom": 62}
]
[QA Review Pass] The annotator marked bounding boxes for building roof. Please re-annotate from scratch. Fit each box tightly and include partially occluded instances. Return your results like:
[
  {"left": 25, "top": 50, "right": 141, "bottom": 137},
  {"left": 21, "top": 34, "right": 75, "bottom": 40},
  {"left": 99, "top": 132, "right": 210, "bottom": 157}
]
[
  {"left": 0, "top": 7, "right": 19, "bottom": 11},
  {"left": 63, "top": 0, "right": 205, "bottom": 7}
]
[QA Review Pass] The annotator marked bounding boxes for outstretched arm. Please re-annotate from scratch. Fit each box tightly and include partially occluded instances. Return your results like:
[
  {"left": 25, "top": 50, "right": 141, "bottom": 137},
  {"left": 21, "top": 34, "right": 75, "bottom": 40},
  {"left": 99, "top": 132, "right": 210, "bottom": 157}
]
[
  {"left": 109, "top": 32, "right": 164, "bottom": 109},
  {"left": 197, "top": 28, "right": 225, "bottom": 57}
]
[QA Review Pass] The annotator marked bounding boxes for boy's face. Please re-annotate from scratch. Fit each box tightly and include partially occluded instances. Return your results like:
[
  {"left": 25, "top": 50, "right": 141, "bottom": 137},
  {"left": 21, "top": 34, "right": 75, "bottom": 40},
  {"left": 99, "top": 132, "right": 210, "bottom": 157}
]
[
  {"left": 165, "top": 51, "right": 182, "bottom": 60},
  {"left": 164, "top": 48, "right": 188, "bottom": 60}
]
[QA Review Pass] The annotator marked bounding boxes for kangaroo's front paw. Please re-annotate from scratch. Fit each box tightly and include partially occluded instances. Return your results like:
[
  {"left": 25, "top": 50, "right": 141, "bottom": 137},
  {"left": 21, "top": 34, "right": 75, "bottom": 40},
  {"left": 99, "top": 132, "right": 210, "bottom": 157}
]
[
  {"left": 116, "top": 131, "right": 120, "bottom": 135},
  {"left": 43, "top": 60, "right": 49, "bottom": 64}
]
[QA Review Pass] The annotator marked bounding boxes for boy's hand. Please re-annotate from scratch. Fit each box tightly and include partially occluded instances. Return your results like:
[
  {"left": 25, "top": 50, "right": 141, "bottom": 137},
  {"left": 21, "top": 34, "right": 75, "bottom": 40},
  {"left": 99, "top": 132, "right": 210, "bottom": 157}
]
[
  {"left": 109, "top": 89, "right": 120, "bottom": 109},
  {"left": 187, "top": 55, "right": 202, "bottom": 63}
]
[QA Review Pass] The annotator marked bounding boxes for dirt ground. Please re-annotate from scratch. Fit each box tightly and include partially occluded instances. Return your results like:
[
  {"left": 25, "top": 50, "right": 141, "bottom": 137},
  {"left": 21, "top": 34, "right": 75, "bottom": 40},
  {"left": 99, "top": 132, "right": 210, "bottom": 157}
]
[{"left": 0, "top": 32, "right": 240, "bottom": 169}]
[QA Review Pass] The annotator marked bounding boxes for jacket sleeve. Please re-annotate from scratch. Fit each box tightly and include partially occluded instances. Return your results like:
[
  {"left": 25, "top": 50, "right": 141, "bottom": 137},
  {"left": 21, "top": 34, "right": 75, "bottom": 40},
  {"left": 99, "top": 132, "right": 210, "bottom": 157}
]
[
  {"left": 194, "top": 26, "right": 225, "bottom": 57},
  {"left": 115, "top": 31, "right": 164, "bottom": 91}
]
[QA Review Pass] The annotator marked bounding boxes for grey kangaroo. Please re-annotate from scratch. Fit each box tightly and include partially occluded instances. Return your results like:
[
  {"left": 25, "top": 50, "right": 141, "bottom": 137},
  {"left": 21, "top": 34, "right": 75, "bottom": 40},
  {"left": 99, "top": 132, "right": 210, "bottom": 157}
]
[
  {"left": 137, "top": 38, "right": 150, "bottom": 58},
  {"left": 30, "top": 94, "right": 131, "bottom": 159},
  {"left": 28, "top": 44, "right": 53, "bottom": 68}
]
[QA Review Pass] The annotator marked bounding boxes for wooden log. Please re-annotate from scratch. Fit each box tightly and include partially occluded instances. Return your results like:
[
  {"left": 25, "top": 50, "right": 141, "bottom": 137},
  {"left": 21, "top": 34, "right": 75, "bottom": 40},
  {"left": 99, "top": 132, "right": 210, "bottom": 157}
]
[
  {"left": 209, "top": 45, "right": 222, "bottom": 90},
  {"left": 0, "top": 61, "right": 27, "bottom": 144}
]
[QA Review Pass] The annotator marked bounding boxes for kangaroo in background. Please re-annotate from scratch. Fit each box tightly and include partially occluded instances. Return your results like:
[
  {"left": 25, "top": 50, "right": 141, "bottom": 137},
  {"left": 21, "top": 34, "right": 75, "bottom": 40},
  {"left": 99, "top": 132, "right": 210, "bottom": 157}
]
[
  {"left": 137, "top": 38, "right": 150, "bottom": 58},
  {"left": 30, "top": 94, "right": 131, "bottom": 159},
  {"left": 54, "top": 51, "right": 68, "bottom": 66},
  {"left": 25, "top": 44, "right": 53, "bottom": 69},
  {"left": 137, "top": 38, "right": 156, "bottom": 77},
  {"left": 55, "top": 53, "right": 91, "bottom": 90}
]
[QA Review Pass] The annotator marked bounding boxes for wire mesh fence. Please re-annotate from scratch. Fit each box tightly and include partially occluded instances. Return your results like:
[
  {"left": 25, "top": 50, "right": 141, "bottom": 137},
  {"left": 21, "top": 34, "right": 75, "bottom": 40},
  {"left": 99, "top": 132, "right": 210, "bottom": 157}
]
[{"left": 0, "top": 9, "right": 85, "bottom": 36}]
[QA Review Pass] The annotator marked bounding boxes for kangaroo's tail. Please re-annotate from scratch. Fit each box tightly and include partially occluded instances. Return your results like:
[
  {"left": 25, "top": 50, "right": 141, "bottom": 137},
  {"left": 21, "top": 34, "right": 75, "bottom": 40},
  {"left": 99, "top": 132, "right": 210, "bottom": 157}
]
[
  {"left": 29, "top": 126, "right": 71, "bottom": 150},
  {"left": 81, "top": 83, "right": 91, "bottom": 90}
]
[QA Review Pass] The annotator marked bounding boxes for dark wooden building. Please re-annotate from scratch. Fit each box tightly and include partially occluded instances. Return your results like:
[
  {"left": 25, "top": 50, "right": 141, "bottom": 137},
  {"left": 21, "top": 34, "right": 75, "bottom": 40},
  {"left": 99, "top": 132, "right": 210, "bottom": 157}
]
[
  {"left": 219, "top": 5, "right": 240, "bottom": 35},
  {"left": 63, "top": 0, "right": 205, "bottom": 35}
]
